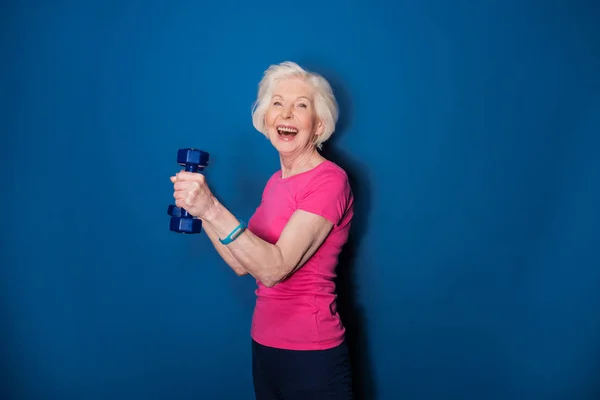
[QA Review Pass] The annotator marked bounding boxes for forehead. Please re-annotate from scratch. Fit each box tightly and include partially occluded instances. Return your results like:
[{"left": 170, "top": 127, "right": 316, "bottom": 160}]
[{"left": 272, "top": 77, "right": 314, "bottom": 99}]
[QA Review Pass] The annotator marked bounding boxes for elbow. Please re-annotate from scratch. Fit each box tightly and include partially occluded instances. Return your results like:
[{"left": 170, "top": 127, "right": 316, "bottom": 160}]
[
  {"left": 259, "top": 266, "right": 291, "bottom": 288},
  {"left": 255, "top": 252, "right": 294, "bottom": 287},
  {"left": 258, "top": 250, "right": 290, "bottom": 287},
  {"left": 257, "top": 270, "right": 283, "bottom": 288},
  {"left": 257, "top": 271, "right": 280, "bottom": 287},
  {"left": 261, "top": 278, "right": 279, "bottom": 288}
]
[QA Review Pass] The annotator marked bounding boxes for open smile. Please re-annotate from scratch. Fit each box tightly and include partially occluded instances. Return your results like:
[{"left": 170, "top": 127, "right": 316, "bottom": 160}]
[{"left": 276, "top": 125, "right": 298, "bottom": 140}]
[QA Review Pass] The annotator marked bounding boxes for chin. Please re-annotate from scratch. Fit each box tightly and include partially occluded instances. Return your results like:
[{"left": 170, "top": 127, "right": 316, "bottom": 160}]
[{"left": 272, "top": 141, "right": 297, "bottom": 154}]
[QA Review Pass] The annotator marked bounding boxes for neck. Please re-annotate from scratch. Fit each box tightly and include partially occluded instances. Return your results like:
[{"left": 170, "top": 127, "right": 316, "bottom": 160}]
[{"left": 280, "top": 148, "right": 325, "bottom": 178}]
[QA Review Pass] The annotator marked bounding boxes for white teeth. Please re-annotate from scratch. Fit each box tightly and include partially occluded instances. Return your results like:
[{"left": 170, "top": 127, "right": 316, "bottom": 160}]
[{"left": 278, "top": 126, "right": 298, "bottom": 133}]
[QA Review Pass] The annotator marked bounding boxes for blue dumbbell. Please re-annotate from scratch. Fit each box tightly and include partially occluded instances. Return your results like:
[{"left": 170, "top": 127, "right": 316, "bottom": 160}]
[{"left": 168, "top": 148, "right": 210, "bottom": 234}]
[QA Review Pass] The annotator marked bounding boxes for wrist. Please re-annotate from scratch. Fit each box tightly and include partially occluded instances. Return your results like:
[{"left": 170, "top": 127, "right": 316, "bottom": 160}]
[
  {"left": 202, "top": 199, "right": 242, "bottom": 241},
  {"left": 203, "top": 197, "right": 224, "bottom": 224}
]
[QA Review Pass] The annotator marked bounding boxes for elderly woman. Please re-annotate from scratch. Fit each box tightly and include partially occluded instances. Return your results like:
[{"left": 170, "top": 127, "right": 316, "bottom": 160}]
[{"left": 171, "top": 61, "right": 355, "bottom": 399}]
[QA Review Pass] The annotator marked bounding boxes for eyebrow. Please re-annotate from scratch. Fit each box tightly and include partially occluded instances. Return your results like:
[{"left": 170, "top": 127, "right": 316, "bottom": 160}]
[{"left": 272, "top": 94, "right": 311, "bottom": 101}]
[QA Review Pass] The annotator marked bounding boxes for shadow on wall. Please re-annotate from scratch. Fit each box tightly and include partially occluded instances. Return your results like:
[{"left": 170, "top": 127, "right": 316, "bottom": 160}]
[{"left": 317, "top": 66, "right": 376, "bottom": 400}]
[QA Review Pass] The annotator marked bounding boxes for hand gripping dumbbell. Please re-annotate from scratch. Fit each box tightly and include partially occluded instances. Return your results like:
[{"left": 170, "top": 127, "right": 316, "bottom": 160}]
[{"left": 167, "top": 148, "right": 210, "bottom": 234}]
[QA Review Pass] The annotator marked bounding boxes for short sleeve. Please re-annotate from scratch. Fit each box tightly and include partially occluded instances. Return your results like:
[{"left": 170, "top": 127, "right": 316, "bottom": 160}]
[{"left": 296, "top": 169, "right": 352, "bottom": 226}]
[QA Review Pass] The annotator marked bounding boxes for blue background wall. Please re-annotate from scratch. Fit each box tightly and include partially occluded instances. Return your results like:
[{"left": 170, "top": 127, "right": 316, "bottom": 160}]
[{"left": 2, "top": 1, "right": 599, "bottom": 399}]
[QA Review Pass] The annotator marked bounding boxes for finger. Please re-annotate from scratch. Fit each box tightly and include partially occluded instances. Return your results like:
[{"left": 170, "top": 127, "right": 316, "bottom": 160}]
[
  {"left": 175, "top": 195, "right": 194, "bottom": 208},
  {"left": 185, "top": 182, "right": 200, "bottom": 203},
  {"left": 176, "top": 171, "right": 205, "bottom": 181},
  {"left": 173, "top": 181, "right": 194, "bottom": 191},
  {"left": 173, "top": 190, "right": 187, "bottom": 200},
  {"left": 173, "top": 182, "right": 198, "bottom": 199},
  {"left": 175, "top": 198, "right": 186, "bottom": 208}
]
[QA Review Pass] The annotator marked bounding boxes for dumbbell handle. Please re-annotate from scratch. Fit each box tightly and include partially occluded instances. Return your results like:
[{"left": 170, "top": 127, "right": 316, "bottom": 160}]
[{"left": 184, "top": 164, "right": 203, "bottom": 173}]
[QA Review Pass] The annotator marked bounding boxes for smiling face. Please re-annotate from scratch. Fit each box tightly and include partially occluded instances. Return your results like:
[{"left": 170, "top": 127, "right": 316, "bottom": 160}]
[{"left": 264, "top": 76, "right": 325, "bottom": 156}]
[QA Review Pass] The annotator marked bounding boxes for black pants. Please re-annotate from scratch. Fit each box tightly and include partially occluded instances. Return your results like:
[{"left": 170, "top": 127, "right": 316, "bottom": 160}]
[{"left": 251, "top": 339, "right": 353, "bottom": 400}]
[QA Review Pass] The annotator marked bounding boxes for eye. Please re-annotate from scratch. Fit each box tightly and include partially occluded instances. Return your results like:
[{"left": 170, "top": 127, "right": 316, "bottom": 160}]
[
  {"left": 297, "top": 103, "right": 307, "bottom": 108},
  {"left": 273, "top": 101, "right": 282, "bottom": 106}
]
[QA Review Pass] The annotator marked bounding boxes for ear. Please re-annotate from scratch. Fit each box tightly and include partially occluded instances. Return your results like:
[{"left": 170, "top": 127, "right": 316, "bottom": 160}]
[{"left": 315, "top": 118, "right": 326, "bottom": 137}]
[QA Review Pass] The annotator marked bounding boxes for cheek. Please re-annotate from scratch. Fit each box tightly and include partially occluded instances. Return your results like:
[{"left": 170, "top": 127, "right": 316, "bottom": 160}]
[
  {"left": 264, "top": 110, "right": 277, "bottom": 127},
  {"left": 299, "top": 113, "right": 316, "bottom": 130}
]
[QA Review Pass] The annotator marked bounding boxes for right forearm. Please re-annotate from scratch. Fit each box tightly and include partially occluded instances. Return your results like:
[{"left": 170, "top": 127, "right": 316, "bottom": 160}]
[{"left": 202, "top": 221, "right": 248, "bottom": 276}]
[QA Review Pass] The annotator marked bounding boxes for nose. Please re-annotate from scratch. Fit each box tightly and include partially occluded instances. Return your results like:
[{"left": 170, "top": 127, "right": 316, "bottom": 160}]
[{"left": 281, "top": 105, "right": 293, "bottom": 119}]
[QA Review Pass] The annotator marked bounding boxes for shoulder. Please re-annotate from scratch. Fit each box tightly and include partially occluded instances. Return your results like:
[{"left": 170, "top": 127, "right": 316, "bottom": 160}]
[
  {"left": 293, "top": 161, "right": 354, "bottom": 226},
  {"left": 298, "top": 161, "right": 353, "bottom": 201},
  {"left": 310, "top": 160, "right": 351, "bottom": 189}
]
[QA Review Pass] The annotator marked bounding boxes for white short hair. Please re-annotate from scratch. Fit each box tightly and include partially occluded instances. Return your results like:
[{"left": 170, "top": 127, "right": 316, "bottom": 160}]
[{"left": 251, "top": 61, "right": 339, "bottom": 149}]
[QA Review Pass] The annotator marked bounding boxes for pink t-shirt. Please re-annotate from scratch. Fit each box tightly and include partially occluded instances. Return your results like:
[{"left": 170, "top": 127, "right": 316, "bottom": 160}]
[{"left": 248, "top": 160, "right": 354, "bottom": 351}]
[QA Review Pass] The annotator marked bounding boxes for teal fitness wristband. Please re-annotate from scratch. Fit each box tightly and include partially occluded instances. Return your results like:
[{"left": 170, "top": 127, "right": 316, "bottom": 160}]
[{"left": 219, "top": 220, "right": 246, "bottom": 245}]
